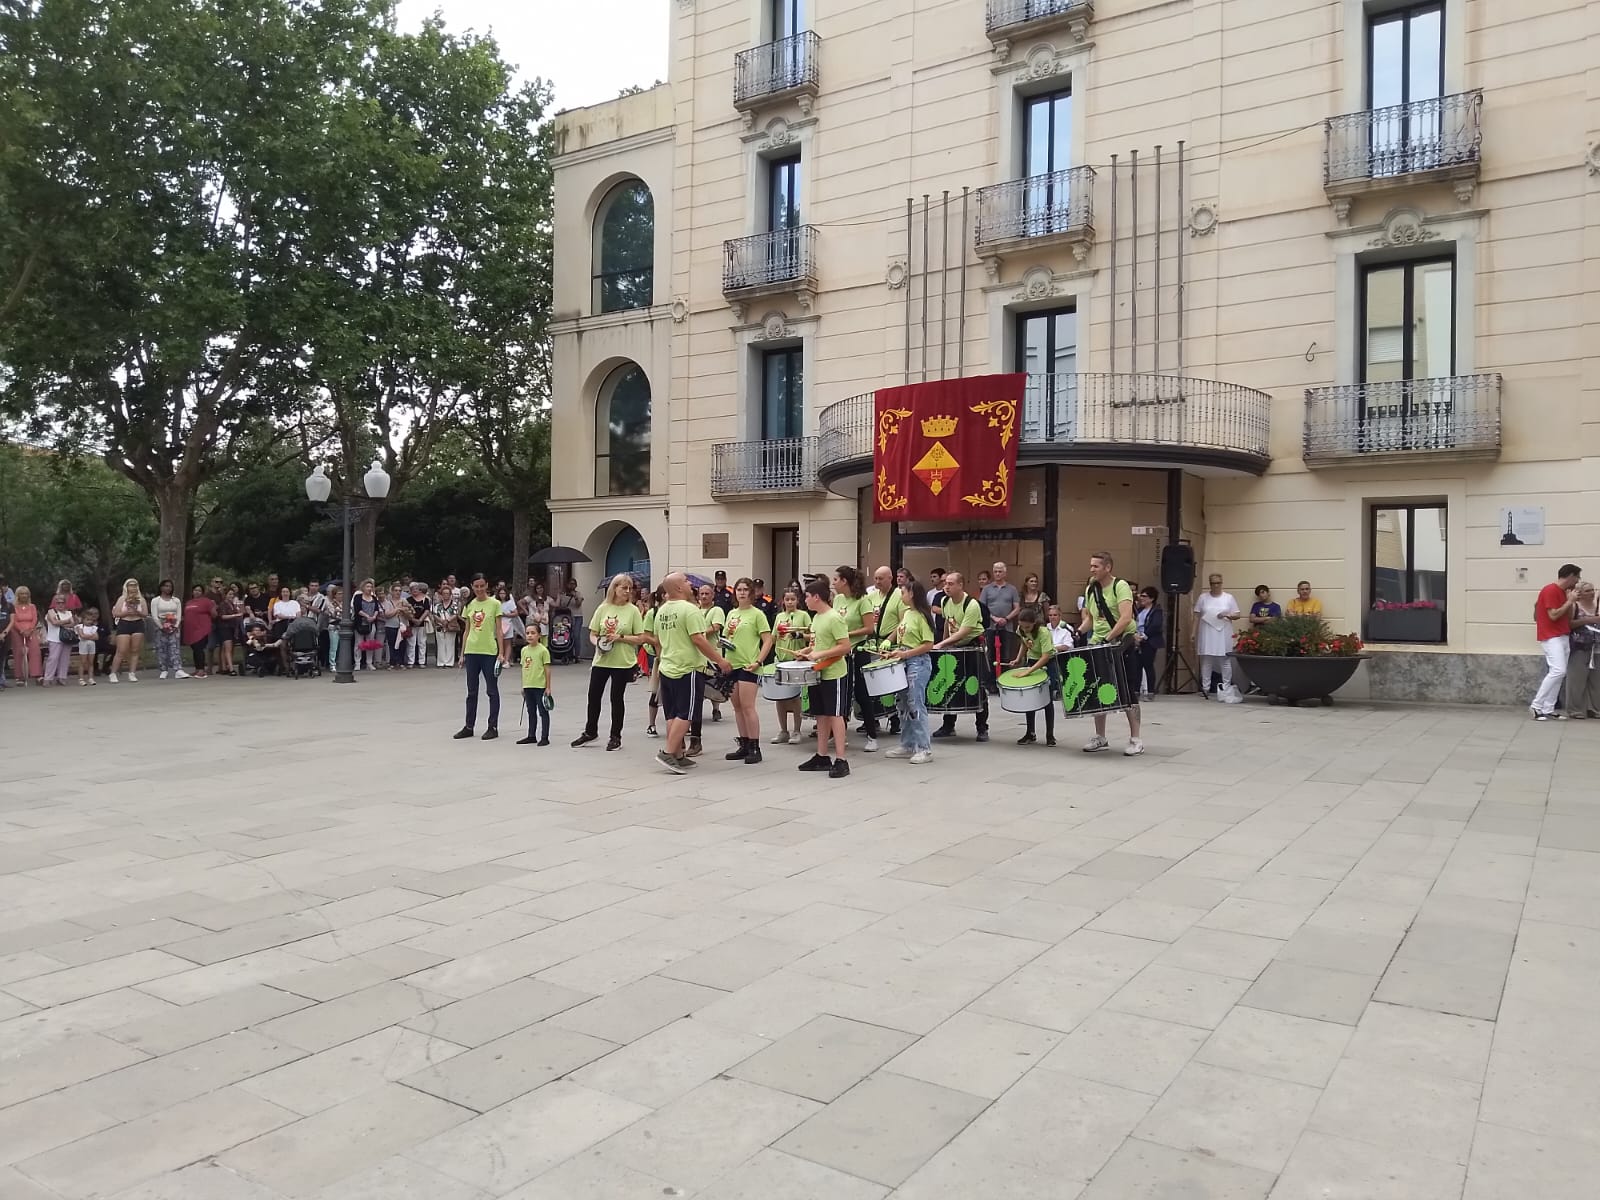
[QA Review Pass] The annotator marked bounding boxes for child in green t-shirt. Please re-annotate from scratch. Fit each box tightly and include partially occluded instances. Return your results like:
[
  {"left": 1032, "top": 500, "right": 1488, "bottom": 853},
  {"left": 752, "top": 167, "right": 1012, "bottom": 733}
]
[
  {"left": 517, "top": 628, "right": 553, "bottom": 746},
  {"left": 1006, "top": 606, "right": 1057, "bottom": 746}
]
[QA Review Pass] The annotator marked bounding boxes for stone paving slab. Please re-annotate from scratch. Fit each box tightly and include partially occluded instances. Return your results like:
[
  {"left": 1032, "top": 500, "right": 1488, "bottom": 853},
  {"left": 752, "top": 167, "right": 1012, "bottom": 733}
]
[{"left": 0, "top": 671, "right": 1596, "bottom": 1197}]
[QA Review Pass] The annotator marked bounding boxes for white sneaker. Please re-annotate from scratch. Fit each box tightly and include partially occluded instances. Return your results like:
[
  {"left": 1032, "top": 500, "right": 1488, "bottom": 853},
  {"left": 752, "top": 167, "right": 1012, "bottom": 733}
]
[
  {"left": 1082, "top": 736, "right": 1109, "bottom": 753},
  {"left": 175, "top": 670, "right": 190, "bottom": 679},
  {"left": 864, "top": 737, "right": 879, "bottom": 753},
  {"left": 789, "top": 732, "right": 804, "bottom": 744},
  {"left": 771, "top": 732, "right": 792, "bottom": 745},
  {"left": 108, "top": 672, "right": 119, "bottom": 683},
  {"left": 909, "top": 750, "right": 933, "bottom": 765},
  {"left": 158, "top": 671, "right": 168, "bottom": 680},
  {"left": 884, "top": 747, "right": 911, "bottom": 759},
  {"left": 127, "top": 672, "right": 138, "bottom": 682},
  {"left": 1124, "top": 739, "right": 1145, "bottom": 756}
]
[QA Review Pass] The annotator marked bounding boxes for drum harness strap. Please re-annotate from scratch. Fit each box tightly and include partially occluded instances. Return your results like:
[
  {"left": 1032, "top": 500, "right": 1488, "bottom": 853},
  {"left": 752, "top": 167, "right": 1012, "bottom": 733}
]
[{"left": 1087, "top": 579, "right": 1134, "bottom": 646}]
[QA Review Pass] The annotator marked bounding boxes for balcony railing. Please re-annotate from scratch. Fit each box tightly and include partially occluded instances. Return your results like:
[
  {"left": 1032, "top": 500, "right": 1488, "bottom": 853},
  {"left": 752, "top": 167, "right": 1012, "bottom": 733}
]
[
  {"left": 986, "top": 0, "right": 1094, "bottom": 41},
  {"left": 723, "top": 226, "right": 818, "bottom": 296},
  {"left": 1324, "top": 91, "right": 1483, "bottom": 194},
  {"left": 734, "top": 31, "right": 820, "bottom": 109},
  {"left": 817, "top": 372, "right": 1271, "bottom": 489},
  {"left": 1303, "top": 374, "right": 1502, "bottom": 464},
  {"left": 975, "top": 166, "right": 1096, "bottom": 253},
  {"left": 711, "top": 436, "right": 821, "bottom": 499}
]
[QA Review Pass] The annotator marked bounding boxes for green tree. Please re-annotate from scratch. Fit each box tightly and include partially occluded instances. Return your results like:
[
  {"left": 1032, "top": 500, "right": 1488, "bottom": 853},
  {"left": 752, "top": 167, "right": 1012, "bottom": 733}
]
[{"left": 0, "top": 0, "right": 388, "bottom": 590}]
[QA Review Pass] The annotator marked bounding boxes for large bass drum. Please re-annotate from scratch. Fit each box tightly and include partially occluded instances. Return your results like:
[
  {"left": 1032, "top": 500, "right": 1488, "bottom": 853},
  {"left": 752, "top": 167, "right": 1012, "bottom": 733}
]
[
  {"left": 1058, "top": 642, "right": 1134, "bottom": 717},
  {"left": 924, "top": 645, "right": 986, "bottom": 714}
]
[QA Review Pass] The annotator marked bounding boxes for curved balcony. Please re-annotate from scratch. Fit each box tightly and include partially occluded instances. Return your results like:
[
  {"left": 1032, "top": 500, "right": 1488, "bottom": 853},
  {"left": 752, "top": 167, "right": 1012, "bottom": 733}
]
[{"left": 816, "top": 372, "right": 1272, "bottom": 495}]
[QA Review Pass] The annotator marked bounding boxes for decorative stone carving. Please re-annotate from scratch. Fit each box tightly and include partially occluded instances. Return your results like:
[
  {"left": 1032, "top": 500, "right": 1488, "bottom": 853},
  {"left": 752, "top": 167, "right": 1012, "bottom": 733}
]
[
  {"left": 991, "top": 38, "right": 1012, "bottom": 63},
  {"left": 729, "top": 299, "right": 746, "bottom": 323},
  {"left": 796, "top": 289, "right": 814, "bottom": 312},
  {"left": 1589, "top": 142, "right": 1600, "bottom": 176},
  {"left": 885, "top": 260, "right": 908, "bottom": 290},
  {"left": 1025, "top": 44, "right": 1061, "bottom": 80},
  {"left": 982, "top": 257, "right": 1001, "bottom": 284},
  {"left": 675, "top": 0, "right": 693, "bottom": 8},
  {"left": 669, "top": 298, "right": 688, "bottom": 323},
  {"left": 1188, "top": 202, "right": 1219, "bottom": 237},
  {"left": 1012, "top": 266, "right": 1058, "bottom": 302},
  {"left": 760, "top": 117, "right": 795, "bottom": 152},
  {"left": 758, "top": 311, "right": 789, "bottom": 341},
  {"left": 1451, "top": 178, "right": 1475, "bottom": 205},
  {"left": 740, "top": 109, "right": 755, "bottom": 132},
  {"left": 1369, "top": 208, "right": 1439, "bottom": 249},
  {"left": 796, "top": 93, "right": 813, "bottom": 118},
  {"left": 1068, "top": 14, "right": 1090, "bottom": 42},
  {"left": 1330, "top": 197, "right": 1353, "bottom": 226},
  {"left": 1070, "top": 240, "right": 1092, "bottom": 265}
]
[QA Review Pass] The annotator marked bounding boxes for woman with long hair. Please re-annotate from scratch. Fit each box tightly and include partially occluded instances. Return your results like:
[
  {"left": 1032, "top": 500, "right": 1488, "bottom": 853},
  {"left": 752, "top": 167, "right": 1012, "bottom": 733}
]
[
  {"left": 1020, "top": 572, "right": 1051, "bottom": 613},
  {"left": 572, "top": 574, "right": 647, "bottom": 752},
  {"left": 217, "top": 584, "right": 243, "bottom": 675},
  {"left": 109, "top": 578, "right": 148, "bottom": 682},
  {"left": 768, "top": 585, "right": 811, "bottom": 744},
  {"left": 882, "top": 578, "right": 936, "bottom": 762},
  {"left": 832, "top": 565, "right": 881, "bottom": 752},
  {"left": 721, "top": 578, "right": 774, "bottom": 762},
  {"left": 150, "top": 579, "right": 184, "bottom": 679}
]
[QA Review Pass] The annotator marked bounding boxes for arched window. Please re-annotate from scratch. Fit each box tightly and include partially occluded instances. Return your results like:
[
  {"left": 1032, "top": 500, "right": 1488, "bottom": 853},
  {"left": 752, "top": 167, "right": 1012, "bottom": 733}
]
[
  {"left": 596, "top": 364, "right": 651, "bottom": 496},
  {"left": 593, "top": 181, "right": 654, "bottom": 313}
]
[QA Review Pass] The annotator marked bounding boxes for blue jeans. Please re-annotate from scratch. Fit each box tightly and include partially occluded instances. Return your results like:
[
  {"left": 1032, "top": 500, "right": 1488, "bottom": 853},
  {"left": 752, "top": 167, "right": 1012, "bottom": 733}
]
[
  {"left": 524, "top": 687, "right": 548, "bottom": 740},
  {"left": 464, "top": 653, "right": 501, "bottom": 729},
  {"left": 897, "top": 654, "right": 932, "bottom": 752}
]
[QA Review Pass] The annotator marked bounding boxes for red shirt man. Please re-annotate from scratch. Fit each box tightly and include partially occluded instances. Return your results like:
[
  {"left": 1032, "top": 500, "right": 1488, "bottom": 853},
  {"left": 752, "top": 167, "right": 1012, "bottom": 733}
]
[{"left": 1531, "top": 564, "right": 1582, "bottom": 720}]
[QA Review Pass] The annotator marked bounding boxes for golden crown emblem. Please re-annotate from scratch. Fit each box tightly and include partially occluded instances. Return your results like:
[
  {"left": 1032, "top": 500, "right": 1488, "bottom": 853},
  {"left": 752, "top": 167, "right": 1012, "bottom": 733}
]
[{"left": 920, "top": 414, "right": 958, "bottom": 438}]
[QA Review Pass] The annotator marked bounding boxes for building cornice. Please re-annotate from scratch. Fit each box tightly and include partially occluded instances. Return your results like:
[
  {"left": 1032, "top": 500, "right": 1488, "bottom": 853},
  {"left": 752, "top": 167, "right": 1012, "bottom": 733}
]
[
  {"left": 548, "top": 494, "right": 668, "bottom": 516},
  {"left": 552, "top": 305, "right": 672, "bottom": 336},
  {"left": 554, "top": 125, "right": 674, "bottom": 170}
]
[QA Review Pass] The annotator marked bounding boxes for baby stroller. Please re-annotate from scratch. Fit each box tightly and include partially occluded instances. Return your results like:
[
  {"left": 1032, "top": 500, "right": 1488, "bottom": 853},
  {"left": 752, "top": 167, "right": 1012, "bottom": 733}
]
[
  {"left": 285, "top": 616, "right": 321, "bottom": 679},
  {"left": 548, "top": 607, "right": 576, "bottom": 665}
]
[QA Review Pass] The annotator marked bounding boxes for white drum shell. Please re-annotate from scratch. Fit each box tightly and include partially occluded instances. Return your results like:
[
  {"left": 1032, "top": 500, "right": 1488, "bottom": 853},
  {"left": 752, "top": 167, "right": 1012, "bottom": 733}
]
[
  {"left": 862, "top": 659, "right": 909, "bottom": 697},
  {"left": 997, "top": 677, "right": 1053, "bottom": 713},
  {"left": 759, "top": 672, "right": 802, "bottom": 701}
]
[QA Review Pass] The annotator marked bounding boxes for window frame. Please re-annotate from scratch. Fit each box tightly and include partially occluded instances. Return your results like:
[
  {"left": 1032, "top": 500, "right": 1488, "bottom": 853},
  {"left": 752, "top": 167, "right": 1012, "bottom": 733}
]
[
  {"left": 760, "top": 344, "right": 804, "bottom": 441},
  {"left": 1366, "top": 502, "right": 1449, "bottom": 642},
  {"left": 592, "top": 180, "right": 655, "bottom": 315},
  {"left": 1012, "top": 303, "right": 1078, "bottom": 442},
  {"left": 1358, "top": 252, "right": 1457, "bottom": 385},
  {"left": 594, "top": 364, "right": 652, "bottom": 498},
  {"left": 1366, "top": 1, "right": 1445, "bottom": 110}
]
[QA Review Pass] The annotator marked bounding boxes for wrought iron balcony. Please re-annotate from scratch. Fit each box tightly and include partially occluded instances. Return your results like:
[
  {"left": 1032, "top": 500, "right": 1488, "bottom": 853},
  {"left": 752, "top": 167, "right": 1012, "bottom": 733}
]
[
  {"left": 722, "top": 226, "right": 818, "bottom": 314},
  {"left": 1303, "top": 374, "right": 1502, "bottom": 466},
  {"left": 1324, "top": 91, "right": 1483, "bottom": 200},
  {"left": 985, "top": 0, "right": 1093, "bottom": 45},
  {"left": 975, "top": 167, "right": 1096, "bottom": 259},
  {"left": 711, "top": 436, "right": 822, "bottom": 499},
  {"left": 734, "top": 31, "right": 820, "bottom": 111},
  {"left": 817, "top": 372, "right": 1272, "bottom": 493}
]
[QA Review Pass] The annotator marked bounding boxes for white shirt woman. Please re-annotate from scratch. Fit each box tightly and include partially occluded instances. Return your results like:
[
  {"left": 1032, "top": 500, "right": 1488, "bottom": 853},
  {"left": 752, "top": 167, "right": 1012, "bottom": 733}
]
[{"left": 1192, "top": 580, "right": 1241, "bottom": 695}]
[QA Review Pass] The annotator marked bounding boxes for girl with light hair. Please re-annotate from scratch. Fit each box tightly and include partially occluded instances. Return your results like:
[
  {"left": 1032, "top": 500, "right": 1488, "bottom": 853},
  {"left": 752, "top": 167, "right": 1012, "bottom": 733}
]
[
  {"left": 109, "top": 578, "right": 148, "bottom": 683},
  {"left": 572, "top": 574, "right": 647, "bottom": 752}
]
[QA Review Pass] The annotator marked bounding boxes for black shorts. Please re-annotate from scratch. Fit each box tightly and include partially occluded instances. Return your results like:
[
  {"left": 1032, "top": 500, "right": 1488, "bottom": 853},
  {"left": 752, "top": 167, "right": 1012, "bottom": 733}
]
[
  {"left": 808, "top": 675, "right": 851, "bottom": 718},
  {"left": 659, "top": 671, "right": 701, "bottom": 723},
  {"left": 115, "top": 619, "right": 143, "bottom": 637},
  {"left": 727, "top": 668, "right": 757, "bottom": 686}
]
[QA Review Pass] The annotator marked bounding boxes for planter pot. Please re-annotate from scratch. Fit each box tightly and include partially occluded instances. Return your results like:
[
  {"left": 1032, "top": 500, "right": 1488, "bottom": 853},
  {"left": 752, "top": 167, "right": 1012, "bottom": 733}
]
[
  {"left": 1230, "top": 654, "right": 1368, "bottom": 706},
  {"left": 1366, "top": 607, "right": 1445, "bottom": 644}
]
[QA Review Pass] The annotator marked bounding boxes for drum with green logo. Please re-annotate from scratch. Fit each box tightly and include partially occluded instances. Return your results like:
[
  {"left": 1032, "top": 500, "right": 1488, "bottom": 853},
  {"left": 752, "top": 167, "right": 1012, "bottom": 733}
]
[
  {"left": 997, "top": 667, "right": 1052, "bottom": 713},
  {"left": 1058, "top": 642, "right": 1134, "bottom": 716},
  {"left": 924, "top": 645, "right": 985, "bottom": 714}
]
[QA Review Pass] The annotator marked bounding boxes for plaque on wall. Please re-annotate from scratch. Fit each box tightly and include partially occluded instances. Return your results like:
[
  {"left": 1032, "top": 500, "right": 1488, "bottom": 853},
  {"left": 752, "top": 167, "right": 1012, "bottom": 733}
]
[
  {"left": 1498, "top": 507, "right": 1544, "bottom": 547},
  {"left": 702, "top": 533, "right": 729, "bottom": 559}
]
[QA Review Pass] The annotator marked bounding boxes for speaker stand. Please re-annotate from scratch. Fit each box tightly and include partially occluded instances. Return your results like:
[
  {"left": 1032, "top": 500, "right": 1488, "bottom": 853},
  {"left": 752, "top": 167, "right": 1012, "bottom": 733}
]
[{"left": 1161, "top": 598, "right": 1200, "bottom": 695}]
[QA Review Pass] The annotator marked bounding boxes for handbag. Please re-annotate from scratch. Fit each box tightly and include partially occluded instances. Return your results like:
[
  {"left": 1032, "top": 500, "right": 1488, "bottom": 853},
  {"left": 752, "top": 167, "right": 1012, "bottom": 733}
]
[{"left": 59, "top": 625, "right": 79, "bottom": 646}]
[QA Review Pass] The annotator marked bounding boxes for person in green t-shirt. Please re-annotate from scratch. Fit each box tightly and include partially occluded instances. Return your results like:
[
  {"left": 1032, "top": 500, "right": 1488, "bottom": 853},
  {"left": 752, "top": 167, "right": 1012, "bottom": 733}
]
[
  {"left": 696, "top": 584, "right": 727, "bottom": 726},
  {"left": 654, "top": 573, "right": 731, "bottom": 773},
  {"left": 454, "top": 575, "right": 507, "bottom": 741},
  {"left": 573, "top": 575, "right": 649, "bottom": 752},
  {"left": 1005, "top": 606, "right": 1057, "bottom": 746},
  {"left": 721, "top": 579, "right": 775, "bottom": 763},
  {"left": 767, "top": 586, "right": 811, "bottom": 744},
  {"left": 930, "top": 571, "right": 990, "bottom": 742},
  {"left": 879, "top": 579, "right": 937, "bottom": 762},
  {"left": 832, "top": 565, "right": 882, "bottom": 752},
  {"left": 871, "top": 566, "right": 907, "bottom": 740},
  {"left": 1076, "top": 551, "right": 1143, "bottom": 757},
  {"left": 799, "top": 577, "right": 853, "bottom": 778},
  {"left": 517, "top": 627, "right": 553, "bottom": 746}
]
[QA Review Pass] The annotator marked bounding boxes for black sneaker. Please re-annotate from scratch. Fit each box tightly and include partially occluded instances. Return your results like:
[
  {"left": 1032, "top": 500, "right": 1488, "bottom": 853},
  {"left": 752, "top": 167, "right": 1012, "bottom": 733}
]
[
  {"left": 646, "top": 726, "right": 659, "bottom": 738},
  {"left": 481, "top": 727, "right": 498, "bottom": 741},
  {"left": 798, "top": 753, "right": 831, "bottom": 772},
  {"left": 931, "top": 727, "right": 955, "bottom": 740},
  {"left": 452, "top": 727, "right": 473, "bottom": 740},
  {"left": 516, "top": 735, "right": 537, "bottom": 745},
  {"left": 1017, "top": 733, "right": 1036, "bottom": 745},
  {"left": 571, "top": 732, "right": 597, "bottom": 747},
  {"left": 828, "top": 759, "right": 851, "bottom": 779},
  {"left": 712, "top": 709, "right": 722, "bottom": 722},
  {"left": 606, "top": 736, "right": 621, "bottom": 751},
  {"left": 975, "top": 730, "right": 989, "bottom": 743},
  {"left": 538, "top": 738, "right": 549, "bottom": 746},
  {"left": 1046, "top": 736, "right": 1057, "bottom": 747}
]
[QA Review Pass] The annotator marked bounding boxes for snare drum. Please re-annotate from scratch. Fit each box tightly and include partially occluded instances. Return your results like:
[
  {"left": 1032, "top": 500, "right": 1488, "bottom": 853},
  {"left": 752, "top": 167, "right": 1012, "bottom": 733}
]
[
  {"left": 924, "top": 645, "right": 986, "bottom": 714},
  {"left": 757, "top": 662, "right": 802, "bottom": 701},
  {"left": 775, "top": 660, "right": 819, "bottom": 689},
  {"left": 861, "top": 657, "right": 908, "bottom": 698},
  {"left": 1059, "top": 642, "right": 1134, "bottom": 717},
  {"left": 997, "top": 668, "right": 1052, "bottom": 713}
]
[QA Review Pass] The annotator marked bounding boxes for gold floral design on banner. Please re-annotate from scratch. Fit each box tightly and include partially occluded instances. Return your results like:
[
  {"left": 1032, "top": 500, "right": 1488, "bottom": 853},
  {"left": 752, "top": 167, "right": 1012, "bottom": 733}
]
[
  {"left": 962, "top": 461, "right": 1010, "bottom": 510},
  {"left": 969, "top": 399, "right": 1017, "bottom": 449},
  {"left": 876, "top": 467, "right": 908, "bottom": 513},
  {"left": 877, "top": 406, "right": 913, "bottom": 454}
]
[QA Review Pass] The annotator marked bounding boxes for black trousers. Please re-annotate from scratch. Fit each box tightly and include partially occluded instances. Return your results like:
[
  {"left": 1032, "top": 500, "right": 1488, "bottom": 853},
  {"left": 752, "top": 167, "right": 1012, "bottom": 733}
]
[
  {"left": 584, "top": 665, "right": 631, "bottom": 739},
  {"left": 849, "top": 653, "right": 881, "bottom": 735},
  {"left": 464, "top": 653, "right": 501, "bottom": 728}
]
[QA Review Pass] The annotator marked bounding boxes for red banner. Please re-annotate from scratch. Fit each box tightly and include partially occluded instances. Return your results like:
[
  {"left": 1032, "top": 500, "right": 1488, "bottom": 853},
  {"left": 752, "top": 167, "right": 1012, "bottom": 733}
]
[{"left": 872, "top": 373, "right": 1024, "bottom": 523}]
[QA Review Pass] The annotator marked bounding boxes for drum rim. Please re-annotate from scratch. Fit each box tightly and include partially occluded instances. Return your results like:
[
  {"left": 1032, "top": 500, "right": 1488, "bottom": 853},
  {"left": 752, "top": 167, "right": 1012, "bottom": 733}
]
[{"left": 998, "top": 668, "right": 1051, "bottom": 687}]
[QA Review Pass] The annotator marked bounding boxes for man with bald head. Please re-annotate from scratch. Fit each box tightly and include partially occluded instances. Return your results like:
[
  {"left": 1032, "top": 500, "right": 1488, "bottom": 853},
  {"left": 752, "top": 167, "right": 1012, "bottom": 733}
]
[
  {"left": 931, "top": 570, "right": 990, "bottom": 742},
  {"left": 653, "top": 572, "right": 732, "bottom": 774}
]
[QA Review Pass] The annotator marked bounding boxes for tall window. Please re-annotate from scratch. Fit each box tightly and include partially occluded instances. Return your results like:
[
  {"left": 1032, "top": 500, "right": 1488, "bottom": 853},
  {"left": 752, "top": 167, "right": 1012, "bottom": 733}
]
[
  {"left": 595, "top": 364, "right": 651, "bottom": 496},
  {"left": 768, "top": 155, "right": 800, "bottom": 232},
  {"left": 1015, "top": 306, "right": 1077, "bottom": 441},
  {"left": 1362, "top": 257, "right": 1454, "bottom": 450},
  {"left": 1369, "top": 504, "right": 1448, "bottom": 642},
  {"left": 771, "top": 0, "right": 803, "bottom": 40},
  {"left": 593, "top": 181, "right": 654, "bottom": 314},
  {"left": 761, "top": 346, "right": 803, "bottom": 440},
  {"left": 1367, "top": 3, "right": 1444, "bottom": 175},
  {"left": 1022, "top": 87, "right": 1074, "bottom": 236}
]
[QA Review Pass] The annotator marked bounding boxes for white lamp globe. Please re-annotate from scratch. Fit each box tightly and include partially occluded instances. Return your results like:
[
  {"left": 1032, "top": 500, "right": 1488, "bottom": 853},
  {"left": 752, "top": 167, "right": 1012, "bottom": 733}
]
[
  {"left": 304, "top": 464, "right": 332, "bottom": 503},
  {"left": 363, "top": 459, "right": 391, "bottom": 500}
]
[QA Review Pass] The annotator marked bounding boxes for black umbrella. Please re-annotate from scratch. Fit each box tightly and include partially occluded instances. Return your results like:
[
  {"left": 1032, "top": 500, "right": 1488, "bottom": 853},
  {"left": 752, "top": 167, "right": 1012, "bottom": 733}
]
[{"left": 529, "top": 546, "right": 592, "bottom": 565}]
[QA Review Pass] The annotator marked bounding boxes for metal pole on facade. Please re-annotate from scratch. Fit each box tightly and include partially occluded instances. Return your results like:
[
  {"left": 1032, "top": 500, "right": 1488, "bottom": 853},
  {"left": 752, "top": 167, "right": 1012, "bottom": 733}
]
[
  {"left": 940, "top": 190, "right": 950, "bottom": 380},
  {"left": 1109, "top": 154, "right": 1117, "bottom": 386},
  {"left": 1154, "top": 145, "right": 1162, "bottom": 377},
  {"left": 1177, "top": 140, "right": 1186, "bottom": 378},
  {"left": 1130, "top": 149, "right": 1139, "bottom": 380},
  {"left": 904, "top": 197, "right": 913, "bottom": 382},
  {"left": 958, "top": 187, "right": 969, "bottom": 378},
  {"left": 921, "top": 194, "right": 930, "bottom": 382}
]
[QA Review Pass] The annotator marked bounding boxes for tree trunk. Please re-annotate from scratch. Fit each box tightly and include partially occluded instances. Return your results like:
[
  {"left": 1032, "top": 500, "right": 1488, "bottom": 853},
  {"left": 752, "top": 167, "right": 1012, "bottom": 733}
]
[
  {"left": 353, "top": 504, "right": 381, "bottom": 586},
  {"left": 153, "top": 483, "right": 191, "bottom": 593},
  {"left": 511, "top": 505, "right": 531, "bottom": 590}
]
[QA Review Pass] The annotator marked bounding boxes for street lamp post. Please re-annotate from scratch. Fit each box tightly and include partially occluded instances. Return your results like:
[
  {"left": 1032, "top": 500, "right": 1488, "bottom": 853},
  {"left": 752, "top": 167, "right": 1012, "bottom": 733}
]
[{"left": 305, "top": 460, "right": 392, "bottom": 684}]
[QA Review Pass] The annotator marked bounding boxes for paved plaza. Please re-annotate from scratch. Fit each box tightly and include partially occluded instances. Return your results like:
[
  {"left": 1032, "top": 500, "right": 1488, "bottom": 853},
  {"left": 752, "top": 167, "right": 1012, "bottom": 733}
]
[{"left": 0, "top": 670, "right": 1597, "bottom": 1199}]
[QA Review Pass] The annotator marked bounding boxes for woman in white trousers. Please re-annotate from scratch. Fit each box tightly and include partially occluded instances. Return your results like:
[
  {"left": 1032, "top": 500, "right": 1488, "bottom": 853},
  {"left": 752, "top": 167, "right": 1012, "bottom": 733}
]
[{"left": 1192, "top": 573, "right": 1242, "bottom": 696}]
